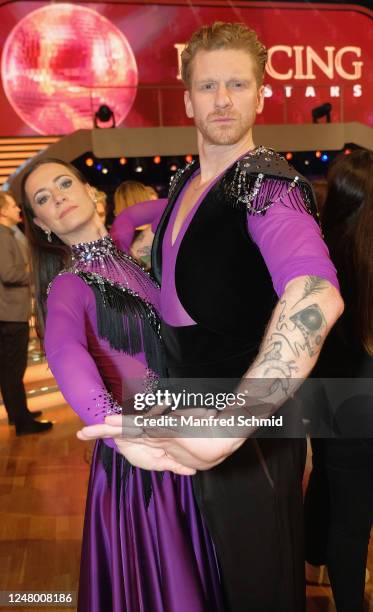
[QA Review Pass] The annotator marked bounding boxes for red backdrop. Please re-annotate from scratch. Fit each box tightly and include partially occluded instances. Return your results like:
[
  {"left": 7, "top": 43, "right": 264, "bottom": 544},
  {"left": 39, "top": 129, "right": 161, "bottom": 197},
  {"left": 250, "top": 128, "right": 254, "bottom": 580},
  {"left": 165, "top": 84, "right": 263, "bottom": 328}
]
[{"left": 0, "top": 1, "right": 371, "bottom": 135}]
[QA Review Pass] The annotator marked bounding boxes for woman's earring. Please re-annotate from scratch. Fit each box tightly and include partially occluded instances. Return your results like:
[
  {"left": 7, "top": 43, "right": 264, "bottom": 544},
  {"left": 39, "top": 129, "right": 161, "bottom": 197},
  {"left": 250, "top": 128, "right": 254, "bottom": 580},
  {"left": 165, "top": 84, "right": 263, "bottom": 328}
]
[
  {"left": 93, "top": 196, "right": 98, "bottom": 209},
  {"left": 45, "top": 229, "right": 52, "bottom": 243}
]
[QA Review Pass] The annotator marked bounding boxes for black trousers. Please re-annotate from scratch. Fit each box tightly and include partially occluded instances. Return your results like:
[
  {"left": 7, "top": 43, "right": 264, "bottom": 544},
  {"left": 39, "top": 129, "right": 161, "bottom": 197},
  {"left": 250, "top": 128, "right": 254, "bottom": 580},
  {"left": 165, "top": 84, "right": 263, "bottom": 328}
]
[
  {"left": 305, "top": 439, "right": 373, "bottom": 612},
  {"left": 193, "top": 438, "right": 307, "bottom": 612},
  {"left": 0, "top": 321, "right": 30, "bottom": 427}
]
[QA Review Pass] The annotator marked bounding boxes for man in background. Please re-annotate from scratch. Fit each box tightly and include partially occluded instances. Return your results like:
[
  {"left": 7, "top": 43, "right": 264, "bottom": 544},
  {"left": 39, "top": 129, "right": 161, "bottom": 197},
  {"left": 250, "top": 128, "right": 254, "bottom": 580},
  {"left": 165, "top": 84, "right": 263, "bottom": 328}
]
[{"left": 0, "top": 191, "right": 52, "bottom": 435}]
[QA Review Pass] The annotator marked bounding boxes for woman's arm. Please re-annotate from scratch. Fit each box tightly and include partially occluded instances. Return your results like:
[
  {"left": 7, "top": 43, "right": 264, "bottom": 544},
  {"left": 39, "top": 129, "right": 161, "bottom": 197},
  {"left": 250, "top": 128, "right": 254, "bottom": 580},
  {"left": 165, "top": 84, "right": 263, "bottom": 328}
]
[
  {"left": 47, "top": 272, "right": 196, "bottom": 474},
  {"left": 110, "top": 199, "right": 167, "bottom": 252},
  {"left": 45, "top": 274, "right": 123, "bottom": 431}
]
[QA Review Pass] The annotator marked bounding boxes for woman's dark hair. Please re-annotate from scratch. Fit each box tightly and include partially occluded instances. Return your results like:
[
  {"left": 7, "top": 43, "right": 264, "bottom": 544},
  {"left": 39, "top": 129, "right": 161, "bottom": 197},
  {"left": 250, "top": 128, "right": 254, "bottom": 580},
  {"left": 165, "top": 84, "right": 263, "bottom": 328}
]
[
  {"left": 20, "top": 157, "right": 88, "bottom": 338},
  {"left": 322, "top": 149, "right": 373, "bottom": 355}
]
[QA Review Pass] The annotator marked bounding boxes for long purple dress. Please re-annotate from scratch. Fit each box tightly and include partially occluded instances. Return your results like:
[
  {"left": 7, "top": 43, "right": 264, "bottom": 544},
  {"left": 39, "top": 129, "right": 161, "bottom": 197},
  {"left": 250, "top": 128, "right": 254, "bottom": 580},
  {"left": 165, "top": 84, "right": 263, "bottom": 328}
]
[{"left": 45, "top": 236, "right": 224, "bottom": 612}]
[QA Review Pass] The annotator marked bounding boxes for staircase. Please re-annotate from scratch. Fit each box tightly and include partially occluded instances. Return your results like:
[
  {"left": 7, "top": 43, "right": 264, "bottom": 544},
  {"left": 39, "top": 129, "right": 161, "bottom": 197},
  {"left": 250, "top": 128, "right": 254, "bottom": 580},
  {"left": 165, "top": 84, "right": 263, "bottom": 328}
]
[{"left": 0, "top": 135, "right": 60, "bottom": 187}]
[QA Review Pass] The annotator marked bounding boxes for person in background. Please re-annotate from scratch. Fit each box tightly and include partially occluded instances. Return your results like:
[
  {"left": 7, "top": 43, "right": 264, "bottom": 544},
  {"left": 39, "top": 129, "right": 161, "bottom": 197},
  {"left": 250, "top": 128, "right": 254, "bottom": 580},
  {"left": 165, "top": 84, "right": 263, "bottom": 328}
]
[
  {"left": 112, "top": 181, "right": 166, "bottom": 269},
  {"left": 114, "top": 180, "right": 157, "bottom": 215},
  {"left": 0, "top": 190, "right": 52, "bottom": 435},
  {"left": 93, "top": 188, "right": 108, "bottom": 226},
  {"left": 305, "top": 150, "right": 373, "bottom": 612}
]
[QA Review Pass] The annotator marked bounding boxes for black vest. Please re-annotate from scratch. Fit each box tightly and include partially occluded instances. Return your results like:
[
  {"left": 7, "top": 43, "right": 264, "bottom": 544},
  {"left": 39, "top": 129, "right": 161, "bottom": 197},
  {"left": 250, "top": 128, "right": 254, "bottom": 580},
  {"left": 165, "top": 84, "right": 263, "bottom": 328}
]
[{"left": 152, "top": 147, "right": 317, "bottom": 378}]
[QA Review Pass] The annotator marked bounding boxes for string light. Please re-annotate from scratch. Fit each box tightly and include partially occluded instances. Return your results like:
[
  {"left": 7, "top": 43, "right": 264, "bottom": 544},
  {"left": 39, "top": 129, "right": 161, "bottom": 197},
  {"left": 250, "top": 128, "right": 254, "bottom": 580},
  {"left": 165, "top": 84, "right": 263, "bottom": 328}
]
[
  {"left": 170, "top": 164, "right": 178, "bottom": 172},
  {"left": 135, "top": 165, "right": 143, "bottom": 173},
  {"left": 321, "top": 154, "right": 329, "bottom": 162},
  {"left": 85, "top": 157, "right": 94, "bottom": 167},
  {"left": 315, "top": 151, "right": 322, "bottom": 158},
  {"left": 344, "top": 149, "right": 352, "bottom": 155},
  {"left": 119, "top": 157, "right": 127, "bottom": 165},
  {"left": 304, "top": 160, "right": 310, "bottom": 166},
  {"left": 153, "top": 156, "right": 161, "bottom": 164},
  {"left": 185, "top": 154, "right": 193, "bottom": 163},
  {"left": 102, "top": 167, "right": 108, "bottom": 174},
  {"left": 285, "top": 152, "right": 293, "bottom": 161},
  {"left": 96, "top": 163, "right": 103, "bottom": 171}
]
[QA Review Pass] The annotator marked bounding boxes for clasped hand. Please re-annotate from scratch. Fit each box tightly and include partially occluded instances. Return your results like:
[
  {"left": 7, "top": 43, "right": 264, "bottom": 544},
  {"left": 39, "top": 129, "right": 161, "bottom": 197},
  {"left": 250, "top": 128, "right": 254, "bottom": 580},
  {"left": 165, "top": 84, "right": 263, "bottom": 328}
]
[{"left": 77, "top": 407, "right": 244, "bottom": 473}]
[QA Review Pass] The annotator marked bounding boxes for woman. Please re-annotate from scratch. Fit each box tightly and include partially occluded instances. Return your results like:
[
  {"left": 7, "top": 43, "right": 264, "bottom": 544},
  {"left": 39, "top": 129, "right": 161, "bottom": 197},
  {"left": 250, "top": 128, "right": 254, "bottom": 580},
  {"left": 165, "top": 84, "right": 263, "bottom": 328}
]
[
  {"left": 114, "top": 180, "right": 158, "bottom": 215},
  {"left": 113, "top": 181, "right": 166, "bottom": 269},
  {"left": 21, "top": 158, "right": 224, "bottom": 612},
  {"left": 92, "top": 187, "right": 108, "bottom": 226},
  {"left": 305, "top": 150, "right": 373, "bottom": 612}
]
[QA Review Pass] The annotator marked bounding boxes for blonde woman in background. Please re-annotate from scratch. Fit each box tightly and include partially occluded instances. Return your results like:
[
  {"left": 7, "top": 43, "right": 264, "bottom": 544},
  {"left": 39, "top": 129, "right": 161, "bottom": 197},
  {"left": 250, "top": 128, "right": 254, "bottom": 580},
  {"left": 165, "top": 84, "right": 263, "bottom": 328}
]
[
  {"left": 94, "top": 189, "right": 108, "bottom": 225},
  {"left": 112, "top": 181, "right": 166, "bottom": 270},
  {"left": 114, "top": 181, "right": 157, "bottom": 215}
]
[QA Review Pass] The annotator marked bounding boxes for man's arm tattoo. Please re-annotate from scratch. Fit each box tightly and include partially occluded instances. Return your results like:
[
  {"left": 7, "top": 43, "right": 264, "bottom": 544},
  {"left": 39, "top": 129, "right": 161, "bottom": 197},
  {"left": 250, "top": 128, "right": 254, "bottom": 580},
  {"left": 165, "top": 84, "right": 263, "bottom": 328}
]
[{"left": 293, "top": 275, "right": 328, "bottom": 307}]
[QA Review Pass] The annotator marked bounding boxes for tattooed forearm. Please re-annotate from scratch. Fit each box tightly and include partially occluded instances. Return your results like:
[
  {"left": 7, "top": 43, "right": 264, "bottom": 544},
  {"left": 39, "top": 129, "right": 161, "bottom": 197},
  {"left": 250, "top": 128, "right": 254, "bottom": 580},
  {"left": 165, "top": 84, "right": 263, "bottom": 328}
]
[{"left": 245, "top": 276, "right": 334, "bottom": 404}]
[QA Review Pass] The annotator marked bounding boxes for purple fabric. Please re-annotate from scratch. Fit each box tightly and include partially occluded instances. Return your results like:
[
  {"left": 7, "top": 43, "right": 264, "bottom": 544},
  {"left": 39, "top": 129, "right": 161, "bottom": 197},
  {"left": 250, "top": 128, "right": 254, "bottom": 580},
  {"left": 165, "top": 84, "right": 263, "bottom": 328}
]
[
  {"left": 111, "top": 199, "right": 168, "bottom": 253},
  {"left": 160, "top": 176, "right": 339, "bottom": 326},
  {"left": 78, "top": 442, "right": 224, "bottom": 612},
  {"left": 45, "top": 243, "right": 223, "bottom": 611},
  {"left": 45, "top": 274, "right": 148, "bottom": 438}
]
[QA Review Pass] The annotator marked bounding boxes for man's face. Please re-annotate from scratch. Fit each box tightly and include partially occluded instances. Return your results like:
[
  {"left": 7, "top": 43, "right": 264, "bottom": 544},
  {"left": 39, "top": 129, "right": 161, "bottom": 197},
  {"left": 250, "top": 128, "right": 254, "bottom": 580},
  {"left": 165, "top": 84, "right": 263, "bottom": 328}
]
[
  {"left": 1, "top": 195, "right": 21, "bottom": 225},
  {"left": 184, "top": 48, "right": 264, "bottom": 146}
]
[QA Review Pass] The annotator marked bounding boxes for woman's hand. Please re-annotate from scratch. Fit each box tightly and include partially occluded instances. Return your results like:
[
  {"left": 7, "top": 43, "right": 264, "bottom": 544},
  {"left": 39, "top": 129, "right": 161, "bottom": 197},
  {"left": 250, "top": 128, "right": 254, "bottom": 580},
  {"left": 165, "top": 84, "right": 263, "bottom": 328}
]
[{"left": 77, "top": 418, "right": 196, "bottom": 475}]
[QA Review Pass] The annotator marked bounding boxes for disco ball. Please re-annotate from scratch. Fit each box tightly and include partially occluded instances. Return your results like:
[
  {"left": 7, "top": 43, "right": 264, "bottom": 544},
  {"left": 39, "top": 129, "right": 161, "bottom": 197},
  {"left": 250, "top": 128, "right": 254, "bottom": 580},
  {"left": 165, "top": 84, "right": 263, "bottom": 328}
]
[{"left": 1, "top": 3, "right": 138, "bottom": 135}]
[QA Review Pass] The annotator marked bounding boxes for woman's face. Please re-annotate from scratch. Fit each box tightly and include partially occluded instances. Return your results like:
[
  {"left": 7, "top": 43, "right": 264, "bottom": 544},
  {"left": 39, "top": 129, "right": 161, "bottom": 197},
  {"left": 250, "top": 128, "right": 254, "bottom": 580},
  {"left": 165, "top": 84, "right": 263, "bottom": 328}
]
[{"left": 25, "top": 162, "right": 97, "bottom": 242}]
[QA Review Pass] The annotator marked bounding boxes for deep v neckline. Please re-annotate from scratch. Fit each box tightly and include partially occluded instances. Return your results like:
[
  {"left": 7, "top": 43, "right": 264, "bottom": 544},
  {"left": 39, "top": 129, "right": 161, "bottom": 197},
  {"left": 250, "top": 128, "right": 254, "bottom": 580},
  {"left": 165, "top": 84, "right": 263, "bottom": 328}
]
[
  {"left": 170, "top": 171, "right": 202, "bottom": 247},
  {"left": 169, "top": 148, "right": 259, "bottom": 247},
  {"left": 170, "top": 171, "right": 222, "bottom": 247}
]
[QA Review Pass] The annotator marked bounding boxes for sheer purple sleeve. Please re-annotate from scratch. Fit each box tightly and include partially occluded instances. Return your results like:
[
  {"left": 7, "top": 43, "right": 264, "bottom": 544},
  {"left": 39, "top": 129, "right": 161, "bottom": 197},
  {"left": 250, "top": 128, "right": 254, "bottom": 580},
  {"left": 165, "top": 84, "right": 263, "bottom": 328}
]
[
  {"left": 247, "top": 180, "right": 339, "bottom": 297},
  {"left": 110, "top": 198, "right": 168, "bottom": 252},
  {"left": 45, "top": 274, "right": 121, "bottom": 441}
]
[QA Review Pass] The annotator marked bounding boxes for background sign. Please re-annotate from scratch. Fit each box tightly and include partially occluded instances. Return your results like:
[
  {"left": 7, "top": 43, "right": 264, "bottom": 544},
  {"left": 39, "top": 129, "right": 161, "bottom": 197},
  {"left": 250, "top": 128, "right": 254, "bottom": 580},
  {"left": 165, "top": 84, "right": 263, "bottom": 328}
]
[{"left": 0, "top": 1, "right": 371, "bottom": 135}]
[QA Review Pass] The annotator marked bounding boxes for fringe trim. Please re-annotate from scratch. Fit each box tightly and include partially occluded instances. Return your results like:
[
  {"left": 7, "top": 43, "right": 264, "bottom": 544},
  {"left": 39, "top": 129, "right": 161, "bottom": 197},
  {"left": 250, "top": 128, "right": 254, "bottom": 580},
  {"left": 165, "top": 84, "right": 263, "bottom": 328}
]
[
  {"left": 222, "top": 146, "right": 320, "bottom": 226},
  {"left": 76, "top": 270, "right": 166, "bottom": 377},
  {"left": 223, "top": 172, "right": 320, "bottom": 225}
]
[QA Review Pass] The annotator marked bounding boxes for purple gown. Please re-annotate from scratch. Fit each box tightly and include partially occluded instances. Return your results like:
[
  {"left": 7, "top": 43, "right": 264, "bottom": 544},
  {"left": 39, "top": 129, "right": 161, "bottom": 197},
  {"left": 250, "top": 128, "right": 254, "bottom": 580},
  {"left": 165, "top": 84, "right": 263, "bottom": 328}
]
[{"left": 45, "top": 236, "right": 224, "bottom": 612}]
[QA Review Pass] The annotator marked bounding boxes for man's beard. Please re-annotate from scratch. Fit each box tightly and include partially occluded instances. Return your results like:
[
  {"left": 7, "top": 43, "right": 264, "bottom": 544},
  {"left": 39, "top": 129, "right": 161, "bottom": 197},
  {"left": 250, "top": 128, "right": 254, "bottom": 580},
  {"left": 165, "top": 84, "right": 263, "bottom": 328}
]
[{"left": 196, "top": 114, "right": 252, "bottom": 146}]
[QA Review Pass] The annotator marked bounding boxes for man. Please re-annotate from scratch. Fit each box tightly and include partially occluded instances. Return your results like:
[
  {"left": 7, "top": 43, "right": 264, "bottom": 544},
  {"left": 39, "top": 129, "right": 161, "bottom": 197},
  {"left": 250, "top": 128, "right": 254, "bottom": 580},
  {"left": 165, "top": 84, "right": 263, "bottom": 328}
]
[
  {"left": 79, "top": 22, "right": 343, "bottom": 611},
  {"left": 0, "top": 191, "right": 53, "bottom": 435}
]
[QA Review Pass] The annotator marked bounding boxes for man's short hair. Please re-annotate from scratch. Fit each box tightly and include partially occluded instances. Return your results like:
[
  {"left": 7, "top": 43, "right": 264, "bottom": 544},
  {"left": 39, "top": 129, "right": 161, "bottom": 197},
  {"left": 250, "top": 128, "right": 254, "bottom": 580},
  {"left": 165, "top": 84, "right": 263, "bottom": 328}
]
[{"left": 181, "top": 21, "right": 268, "bottom": 88}]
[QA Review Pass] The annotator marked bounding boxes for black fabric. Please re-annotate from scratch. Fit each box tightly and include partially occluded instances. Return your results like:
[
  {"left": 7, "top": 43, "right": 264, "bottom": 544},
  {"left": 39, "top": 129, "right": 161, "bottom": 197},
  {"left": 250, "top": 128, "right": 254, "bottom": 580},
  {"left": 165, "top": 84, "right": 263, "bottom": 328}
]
[
  {"left": 75, "top": 270, "right": 166, "bottom": 379},
  {"left": 194, "top": 437, "right": 306, "bottom": 612},
  {"left": 174, "top": 180, "right": 276, "bottom": 337},
  {"left": 0, "top": 321, "right": 31, "bottom": 427},
  {"left": 305, "top": 439, "right": 373, "bottom": 612}
]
